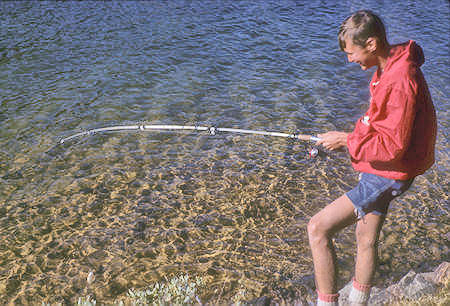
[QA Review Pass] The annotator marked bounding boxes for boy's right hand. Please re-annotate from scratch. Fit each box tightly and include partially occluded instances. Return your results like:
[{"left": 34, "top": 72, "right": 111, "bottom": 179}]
[{"left": 316, "top": 131, "right": 349, "bottom": 150}]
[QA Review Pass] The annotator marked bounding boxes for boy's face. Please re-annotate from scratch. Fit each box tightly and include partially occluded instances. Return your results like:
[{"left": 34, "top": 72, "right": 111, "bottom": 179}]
[{"left": 343, "top": 38, "right": 377, "bottom": 70}]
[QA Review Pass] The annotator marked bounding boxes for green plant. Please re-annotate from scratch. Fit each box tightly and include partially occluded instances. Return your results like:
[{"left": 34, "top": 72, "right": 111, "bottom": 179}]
[
  {"left": 77, "top": 295, "right": 97, "bottom": 306},
  {"left": 127, "top": 274, "right": 205, "bottom": 305}
]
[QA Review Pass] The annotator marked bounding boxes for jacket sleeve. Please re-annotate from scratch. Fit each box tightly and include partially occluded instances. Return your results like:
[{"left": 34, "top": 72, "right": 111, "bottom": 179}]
[{"left": 347, "top": 83, "right": 417, "bottom": 164}]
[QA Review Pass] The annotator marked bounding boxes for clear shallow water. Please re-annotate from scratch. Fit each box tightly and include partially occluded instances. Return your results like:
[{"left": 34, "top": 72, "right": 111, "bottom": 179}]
[{"left": 0, "top": 0, "right": 448, "bottom": 304}]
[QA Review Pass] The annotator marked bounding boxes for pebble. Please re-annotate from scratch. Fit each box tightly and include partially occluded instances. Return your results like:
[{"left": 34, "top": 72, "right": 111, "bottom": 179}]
[{"left": 87, "top": 271, "right": 95, "bottom": 285}]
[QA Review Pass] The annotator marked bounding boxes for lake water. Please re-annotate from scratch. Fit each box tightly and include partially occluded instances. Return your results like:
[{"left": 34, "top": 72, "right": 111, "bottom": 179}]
[{"left": 0, "top": 0, "right": 448, "bottom": 304}]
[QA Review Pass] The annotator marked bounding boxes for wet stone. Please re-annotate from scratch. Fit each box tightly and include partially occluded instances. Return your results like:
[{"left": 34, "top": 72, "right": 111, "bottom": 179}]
[
  {"left": 207, "top": 267, "right": 220, "bottom": 276},
  {"left": 74, "top": 170, "right": 89, "bottom": 178},
  {"left": 134, "top": 220, "right": 147, "bottom": 232},
  {"left": 130, "top": 180, "right": 141, "bottom": 188},
  {"left": 133, "top": 230, "right": 146, "bottom": 240},
  {"left": 193, "top": 214, "right": 215, "bottom": 226},
  {"left": 47, "top": 196, "right": 61, "bottom": 204},
  {"left": 88, "top": 200, "right": 104, "bottom": 213},
  {"left": 81, "top": 187, "right": 94, "bottom": 194},
  {"left": 246, "top": 296, "right": 271, "bottom": 306},
  {"left": 109, "top": 280, "right": 127, "bottom": 296},
  {"left": 2, "top": 170, "right": 23, "bottom": 180},
  {"left": 141, "top": 189, "right": 151, "bottom": 196},
  {"left": 138, "top": 248, "right": 157, "bottom": 259},
  {"left": 219, "top": 216, "right": 234, "bottom": 226},
  {"left": 80, "top": 163, "right": 92, "bottom": 171},
  {"left": 6, "top": 278, "right": 20, "bottom": 296},
  {"left": 178, "top": 229, "right": 189, "bottom": 240}
]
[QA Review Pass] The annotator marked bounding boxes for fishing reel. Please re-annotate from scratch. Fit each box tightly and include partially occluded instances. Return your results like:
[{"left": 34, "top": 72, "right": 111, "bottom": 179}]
[{"left": 307, "top": 147, "right": 319, "bottom": 159}]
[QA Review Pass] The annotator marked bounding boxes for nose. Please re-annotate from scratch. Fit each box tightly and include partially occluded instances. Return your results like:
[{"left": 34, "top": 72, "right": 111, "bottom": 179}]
[{"left": 347, "top": 54, "right": 354, "bottom": 63}]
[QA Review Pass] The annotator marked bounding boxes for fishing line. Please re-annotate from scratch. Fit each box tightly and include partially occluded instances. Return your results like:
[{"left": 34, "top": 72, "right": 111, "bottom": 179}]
[{"left": 59, "top": 124, "right": 320, "bottom": 145}]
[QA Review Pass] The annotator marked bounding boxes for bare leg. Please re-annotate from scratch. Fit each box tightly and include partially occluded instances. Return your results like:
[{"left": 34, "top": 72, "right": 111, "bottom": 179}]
[
  {"left": 307, "top": 194, "right": 357, "bottom": 293},
  {"left": 354, "top": 213, "right": 385, "bottom": 285}
]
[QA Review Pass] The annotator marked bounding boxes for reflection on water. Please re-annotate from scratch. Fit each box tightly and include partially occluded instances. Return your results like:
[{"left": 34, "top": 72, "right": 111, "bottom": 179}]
[{"left": 0, "top": 0, "right": 448, "bottom": 304}]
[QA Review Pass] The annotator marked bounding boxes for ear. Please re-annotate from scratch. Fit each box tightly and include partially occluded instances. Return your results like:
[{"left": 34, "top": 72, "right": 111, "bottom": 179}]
[{"left": 366, "top": 37, "right": 378, "bottom": 53}]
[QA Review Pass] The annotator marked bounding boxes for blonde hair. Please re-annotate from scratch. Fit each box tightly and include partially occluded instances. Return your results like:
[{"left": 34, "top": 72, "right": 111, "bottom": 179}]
[{"left": 338, "top": 10, "right": 387, "bottom": 51}]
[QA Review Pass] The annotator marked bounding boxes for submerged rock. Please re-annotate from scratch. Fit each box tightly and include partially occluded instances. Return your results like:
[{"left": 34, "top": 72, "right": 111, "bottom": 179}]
[{"left": 245, "top": 296, "right": 271, "bottom": 305}]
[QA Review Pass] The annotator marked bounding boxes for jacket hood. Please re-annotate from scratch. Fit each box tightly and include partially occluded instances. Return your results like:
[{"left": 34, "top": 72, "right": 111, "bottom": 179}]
[{"left": 386, "top": 40, "right": 425, "bottom": 71}]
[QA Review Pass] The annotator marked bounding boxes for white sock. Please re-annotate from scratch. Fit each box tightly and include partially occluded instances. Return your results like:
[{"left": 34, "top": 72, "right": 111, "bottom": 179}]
[
  {"left": 348, "top": 277, "right": 371, "bottom": 304},
  {"left": 317, "top": 299, "right": 338, "bottom": 306}
]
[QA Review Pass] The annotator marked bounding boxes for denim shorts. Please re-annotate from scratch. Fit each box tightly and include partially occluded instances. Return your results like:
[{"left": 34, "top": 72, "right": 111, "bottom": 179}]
[{"left": 346, "top": 172, "right": 414, "bottom": 219}]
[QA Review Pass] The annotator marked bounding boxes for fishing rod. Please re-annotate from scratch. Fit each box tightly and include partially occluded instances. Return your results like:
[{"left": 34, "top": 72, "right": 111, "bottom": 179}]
[{"left": 59, "top": 124, "right": 320, "bottom": 144}]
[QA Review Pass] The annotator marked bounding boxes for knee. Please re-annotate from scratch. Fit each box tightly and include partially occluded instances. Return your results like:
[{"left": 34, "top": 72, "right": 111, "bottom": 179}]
[
  {"left": 307, "top": 216, "right": 328, "bottom": 246},
  {"left": 356, "top": 229, "right": 378, "bottom": 252}
]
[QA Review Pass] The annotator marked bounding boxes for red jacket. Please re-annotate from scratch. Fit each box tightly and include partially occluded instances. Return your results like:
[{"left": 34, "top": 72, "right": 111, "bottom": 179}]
[{"left": 347, "top": 40, "right": 437, "bottom": 180}]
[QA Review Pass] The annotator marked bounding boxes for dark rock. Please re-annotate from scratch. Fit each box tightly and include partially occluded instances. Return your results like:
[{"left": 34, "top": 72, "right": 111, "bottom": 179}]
[
  {"left": 192, "top": 214, "right": 215, "bottom": 226},
  {"left": 134, "top": 220, "right": 147, "bottom": 232},
  {"left": 136, "top": 247, "right": 157, "bottom": 259},
  {"left": 245, "top": 296, "right": 271, "bottom": 306},
  {"left": 2, "top": 170, "right": 23, "bottom": 180}
]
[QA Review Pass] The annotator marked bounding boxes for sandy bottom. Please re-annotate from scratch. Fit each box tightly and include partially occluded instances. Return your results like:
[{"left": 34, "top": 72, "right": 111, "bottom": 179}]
[{"left": 1, "top": 133, "right": 447, "bottom": 304}]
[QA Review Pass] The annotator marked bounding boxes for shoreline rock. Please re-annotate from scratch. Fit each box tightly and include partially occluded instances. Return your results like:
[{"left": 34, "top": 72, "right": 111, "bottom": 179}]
[
  {"left": 244, "top": 262, "right": 449, "bottom": 305},
  {"left": 338, "top": 261, "right": 449, "bottom": 305}
]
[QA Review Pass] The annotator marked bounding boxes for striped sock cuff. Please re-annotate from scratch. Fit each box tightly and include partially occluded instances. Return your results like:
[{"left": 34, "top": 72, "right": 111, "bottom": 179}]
[
  {"left": 317, "top": 290, "right": 339, "bottom": 302},
  {"left": 352, "top": 277, "right": 371, "bottom": 291}
]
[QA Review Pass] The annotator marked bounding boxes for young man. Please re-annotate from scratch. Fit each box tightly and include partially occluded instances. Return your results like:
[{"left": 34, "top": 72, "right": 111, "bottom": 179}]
[{"left": 307, "top": 10, "right": 437, "bottom": 305}]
